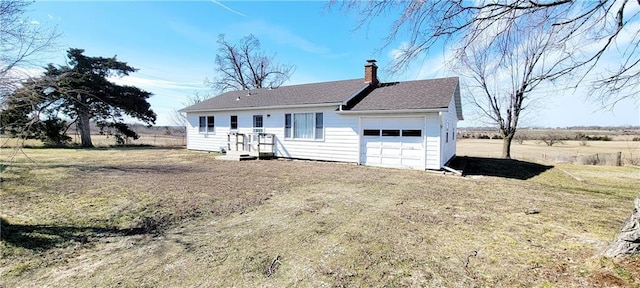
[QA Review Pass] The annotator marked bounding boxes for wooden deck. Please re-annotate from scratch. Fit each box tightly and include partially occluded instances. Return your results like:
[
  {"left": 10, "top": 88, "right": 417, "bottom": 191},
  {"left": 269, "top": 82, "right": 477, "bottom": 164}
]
[{"left": 218, "top": 132, "right": 275, "bottom": 161}]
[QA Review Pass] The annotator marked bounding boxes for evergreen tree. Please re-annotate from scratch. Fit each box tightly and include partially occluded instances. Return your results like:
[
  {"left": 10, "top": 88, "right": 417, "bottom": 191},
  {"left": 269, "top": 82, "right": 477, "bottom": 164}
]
[{"left": 4, "top": 48, "right": 156, "bottom": 147}]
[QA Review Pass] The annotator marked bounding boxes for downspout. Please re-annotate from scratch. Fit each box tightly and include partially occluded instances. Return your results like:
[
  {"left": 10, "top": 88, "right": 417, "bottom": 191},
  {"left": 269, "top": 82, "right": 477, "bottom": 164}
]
[{"left": 439, "top": 111, "right": 444, "bottom": 169}]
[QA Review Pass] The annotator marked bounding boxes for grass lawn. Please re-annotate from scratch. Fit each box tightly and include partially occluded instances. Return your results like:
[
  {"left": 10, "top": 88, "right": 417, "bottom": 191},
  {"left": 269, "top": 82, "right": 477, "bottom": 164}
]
[{"left": 1, "top": 147, "right": 639, "bottom": 287}]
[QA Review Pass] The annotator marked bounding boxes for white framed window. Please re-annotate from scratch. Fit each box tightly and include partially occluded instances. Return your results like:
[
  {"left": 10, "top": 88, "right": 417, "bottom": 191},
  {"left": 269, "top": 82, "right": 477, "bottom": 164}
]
[
  {"left": 285, "top": 112, "right": 323, "bottom": 140},
  {"left": 199, "top": 116, "right": 214, "bottom": 133}
]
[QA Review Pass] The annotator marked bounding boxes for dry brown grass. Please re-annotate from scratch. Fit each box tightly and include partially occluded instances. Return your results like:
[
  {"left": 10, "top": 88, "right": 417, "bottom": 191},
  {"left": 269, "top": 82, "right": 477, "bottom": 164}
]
[
  {"left": 458, "top": 139, "right": 640, "bottom": 165},
  {"left": 1, "top": 147, "right": 639, "bottom": 287},
  {"left": 1, "top": 134, "right": 185, "bottom": 148}
]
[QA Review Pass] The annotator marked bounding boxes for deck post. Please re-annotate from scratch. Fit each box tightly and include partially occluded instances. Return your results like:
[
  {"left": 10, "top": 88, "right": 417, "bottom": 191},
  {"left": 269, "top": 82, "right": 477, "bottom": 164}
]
[{"left": 257, "top": 134, "right": 261, "bottom": 156}]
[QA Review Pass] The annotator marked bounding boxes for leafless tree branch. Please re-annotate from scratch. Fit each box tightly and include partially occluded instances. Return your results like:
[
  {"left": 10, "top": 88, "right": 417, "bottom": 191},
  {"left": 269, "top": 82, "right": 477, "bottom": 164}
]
[
  {"left": 0, "top": 0, "right": 60, "bottom": 97},
  {"left": 337, "top": 0, "right": 639, "bottom": 106},
  {"left": 206, "top": 34, "right": 295, "bottom": 93}
]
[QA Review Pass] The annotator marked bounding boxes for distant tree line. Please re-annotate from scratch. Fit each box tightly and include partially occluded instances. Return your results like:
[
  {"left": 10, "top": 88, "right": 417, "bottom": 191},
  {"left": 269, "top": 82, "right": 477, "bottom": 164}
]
[{"left": 458, "top": 131, "right": 621, "bottom": 143}]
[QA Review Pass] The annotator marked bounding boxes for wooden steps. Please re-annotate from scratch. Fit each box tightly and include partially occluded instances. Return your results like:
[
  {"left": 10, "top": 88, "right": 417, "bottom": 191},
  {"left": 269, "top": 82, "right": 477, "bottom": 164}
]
[{"left": 216, "top": 150, "right": 271, "bottom": 161}]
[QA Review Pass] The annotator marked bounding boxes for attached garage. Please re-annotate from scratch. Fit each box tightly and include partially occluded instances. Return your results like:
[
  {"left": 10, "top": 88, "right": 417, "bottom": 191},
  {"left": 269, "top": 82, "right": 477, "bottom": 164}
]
[{"left": 360, "top": 117, "right": 426, "bottom": 170}]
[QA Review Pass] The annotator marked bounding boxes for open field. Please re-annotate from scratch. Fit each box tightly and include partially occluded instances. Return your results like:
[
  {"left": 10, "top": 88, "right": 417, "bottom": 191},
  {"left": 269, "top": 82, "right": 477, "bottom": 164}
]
[
  {"left": 1, "top": 134, "right": 186, "bottom": 148},
  {"left": 458, "top": 139, "right": 640, "bottom": 166},
  {"left": 458, "top": 127, "right": 640, "bottom": 141},
  {"left": 1, "top": 147, "right": 639, "bottom": 287}
]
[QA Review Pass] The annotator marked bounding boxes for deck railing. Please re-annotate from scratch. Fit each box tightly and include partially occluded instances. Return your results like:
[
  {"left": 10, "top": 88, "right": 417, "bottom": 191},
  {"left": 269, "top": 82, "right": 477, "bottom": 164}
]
[{"left": 227, "top": 132, "right": 275, "bottom": 156}]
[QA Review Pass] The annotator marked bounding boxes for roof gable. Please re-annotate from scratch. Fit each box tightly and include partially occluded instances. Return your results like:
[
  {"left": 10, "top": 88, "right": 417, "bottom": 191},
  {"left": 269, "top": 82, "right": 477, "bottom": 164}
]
[{"left": 347, "top": 77, "right": 460, "bottom": 111}]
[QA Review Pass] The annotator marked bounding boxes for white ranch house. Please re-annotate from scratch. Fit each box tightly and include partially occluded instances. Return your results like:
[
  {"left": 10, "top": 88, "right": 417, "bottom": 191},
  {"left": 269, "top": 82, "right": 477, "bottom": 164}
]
[{"left": 180, "top": 60, "right": 463, "bottom": 170}]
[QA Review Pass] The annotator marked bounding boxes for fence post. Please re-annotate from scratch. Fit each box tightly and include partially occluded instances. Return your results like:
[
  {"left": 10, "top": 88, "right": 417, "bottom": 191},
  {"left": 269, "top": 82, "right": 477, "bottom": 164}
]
[{"left": 617, "top": 151, "right": 622, "bottom": 166}]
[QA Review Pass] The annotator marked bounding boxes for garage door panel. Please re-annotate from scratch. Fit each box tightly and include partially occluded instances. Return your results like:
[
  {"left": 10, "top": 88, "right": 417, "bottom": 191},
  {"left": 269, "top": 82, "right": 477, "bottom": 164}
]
[
  {"left": 381, "top": 147, "right": 401, "bottom": 156},
  {"left": 381, "top": 157, "right": 402, "bottom": 166},
  {"left": 401, "top": 137, "right": 422, "bottom": 144},
  {"left": 400, "top": 145, "right": 422, "bottom": 151},
  {"left": 381, "top": 141, "right": 402, "bottom": 149},
  {"left": 366, "top": 156, "right": 381, "bottom": 163},
  {"left": 402, "top": 149, "right": 422, "bottom": 158},
  {"left": 365, "top": 142, "right": 381, "bottom": 149},
  {"left": 365, "top": 148, "right": 381, "bottom": 156}
]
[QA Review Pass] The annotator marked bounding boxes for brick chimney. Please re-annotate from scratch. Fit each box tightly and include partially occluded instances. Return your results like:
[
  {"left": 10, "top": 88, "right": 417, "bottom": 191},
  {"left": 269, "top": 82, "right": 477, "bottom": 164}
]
[{"left": 364, "top": 59, "right": 378, "bottom": 86}]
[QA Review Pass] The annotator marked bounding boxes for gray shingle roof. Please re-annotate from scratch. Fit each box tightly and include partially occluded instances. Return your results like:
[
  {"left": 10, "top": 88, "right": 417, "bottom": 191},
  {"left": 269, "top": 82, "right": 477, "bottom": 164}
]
[
  {"left": 179, "top": 76, "right": 461, "bottom": 115},
  {"left": 349, "top": 77, "right": 459, "bottom": 111},
  {"left": 180, "top": 79, "right": 367, "bottom": 112}
]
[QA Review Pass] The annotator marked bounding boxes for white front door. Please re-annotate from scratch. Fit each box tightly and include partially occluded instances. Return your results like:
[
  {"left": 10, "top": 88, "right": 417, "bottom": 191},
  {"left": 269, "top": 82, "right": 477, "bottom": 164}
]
[
  {"left": 250, "top": 115, "right": 264, "bottom": 151},
  {"left": 360, "top": 117, "right": 425, "bottom": 169}
]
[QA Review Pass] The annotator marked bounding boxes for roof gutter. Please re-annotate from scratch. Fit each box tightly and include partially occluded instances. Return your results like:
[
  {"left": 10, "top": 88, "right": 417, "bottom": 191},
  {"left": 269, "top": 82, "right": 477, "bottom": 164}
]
[
  {"left": 336, "top": 108, "right": 448, "bottom": 115},
  {"left": 180, "top": 102, "right": 343, "bottom": 113}
]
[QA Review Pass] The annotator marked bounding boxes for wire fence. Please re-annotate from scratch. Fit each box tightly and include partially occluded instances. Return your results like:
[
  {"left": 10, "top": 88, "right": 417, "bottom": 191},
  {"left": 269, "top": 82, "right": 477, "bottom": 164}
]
[
  {"left": 69, "top": 134, "right": 186, "bottom": 147},
  {"left": 514, "top": 151, "right": 635, "bottom": 166}
]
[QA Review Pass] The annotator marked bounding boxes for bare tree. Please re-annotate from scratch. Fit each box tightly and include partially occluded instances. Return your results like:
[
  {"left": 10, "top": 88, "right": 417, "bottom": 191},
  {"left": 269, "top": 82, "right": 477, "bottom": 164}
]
[
  {"left": 337, "top": 0, "right": 639, "bottom": 107},
  {"left": 0, "top": 0, "right": 59, "bottom": 96},
  {"left": 169, "top": 91, "right": 211, "bottom": 127},
  {"left": 539, "top": 133, "right": 565, "bottom": 147},
  {"left": 456, "top": 11, "right": 572, "bottom": 158},
  {"left": 208, "top": 34, "right": 294, "bottom": 93}
]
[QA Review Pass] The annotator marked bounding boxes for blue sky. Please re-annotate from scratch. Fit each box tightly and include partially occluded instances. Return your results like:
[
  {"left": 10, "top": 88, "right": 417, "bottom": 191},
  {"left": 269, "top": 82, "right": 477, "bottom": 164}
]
[{"left": 26, "top": 1, "right": 639, "bottom": 127}]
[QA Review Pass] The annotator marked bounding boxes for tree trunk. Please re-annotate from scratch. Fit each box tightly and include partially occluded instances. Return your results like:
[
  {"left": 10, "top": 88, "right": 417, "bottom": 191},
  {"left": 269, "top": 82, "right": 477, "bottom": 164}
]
[
  {"left": 604, "top": 196, "right": 640, "bottom": 257},
  {"left": 502, "top": 133, "right": 514, "bottom": 159},
  {"left": 76, "top": 109, "right": 93, "bottom": 148}
]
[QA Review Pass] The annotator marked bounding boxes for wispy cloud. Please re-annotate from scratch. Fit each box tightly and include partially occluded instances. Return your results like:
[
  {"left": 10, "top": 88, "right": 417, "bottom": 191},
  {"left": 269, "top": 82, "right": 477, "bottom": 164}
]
[
  {"left": 235, "top": 20, "right": 333, "bottom": 55},
  {"left": 168, "top": 20, "right": 219, "bottom": 48},
  {"left": 389, "top": 41, "right": 452, "bottom": 81},
  {"left": 210, "top": 0, "right": 246, "bottom": 17},
  {"left": 108, "top": 75, "right": 205, "bottom": 92}
]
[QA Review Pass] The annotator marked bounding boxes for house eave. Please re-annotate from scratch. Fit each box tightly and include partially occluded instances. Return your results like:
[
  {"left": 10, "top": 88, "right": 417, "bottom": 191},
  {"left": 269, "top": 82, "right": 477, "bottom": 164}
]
[
  {"left": 181, "top": 102, "right": 343, "bottom": 113},
  {"left": 336, "top": 108, "right": 448, "bottom": 115}
]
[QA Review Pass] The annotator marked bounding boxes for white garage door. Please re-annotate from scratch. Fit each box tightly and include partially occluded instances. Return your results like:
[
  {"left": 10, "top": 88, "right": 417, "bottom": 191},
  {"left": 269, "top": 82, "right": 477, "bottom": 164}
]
[{"left": 360, "top": 117, "right": 424, "bottom": 169}]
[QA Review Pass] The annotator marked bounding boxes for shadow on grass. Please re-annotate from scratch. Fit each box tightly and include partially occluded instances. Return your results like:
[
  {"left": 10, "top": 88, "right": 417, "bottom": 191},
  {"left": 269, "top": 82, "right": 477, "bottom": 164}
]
[
  {"left": 448, "top": 156, "right": 553, "bottom": 180},
  {"left": 14, "top": 144, "right": 185, "bottom": 150},
  {"left": 4, "top": 158, "right": 198, "bottom": 173},
  {"left": 45, "top": 163, "right": 198, "bottom": 174},
  {"left": 0, "top": 217, "right": 159, "bottom": 251}
]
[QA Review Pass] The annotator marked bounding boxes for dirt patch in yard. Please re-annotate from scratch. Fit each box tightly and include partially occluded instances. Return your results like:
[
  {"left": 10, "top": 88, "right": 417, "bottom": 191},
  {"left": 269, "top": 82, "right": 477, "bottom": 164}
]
[{"left": 1, "top": 148, "right": 639, "bottom": 287}]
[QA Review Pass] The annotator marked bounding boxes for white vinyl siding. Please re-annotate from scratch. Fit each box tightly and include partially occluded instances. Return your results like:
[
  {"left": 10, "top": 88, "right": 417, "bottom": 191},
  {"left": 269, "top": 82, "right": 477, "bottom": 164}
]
[
  {"left": 440, "top": 97, "right": 459, "bottom": 166},
  {"left": 186, "top": 107, "right": 359, "bottom": 163},
  {"left": 425, "top": 113, "right": 441, "bottom": 170},
  {"left": 277, "top": 109, "right": 354, "bottom": 161}
]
